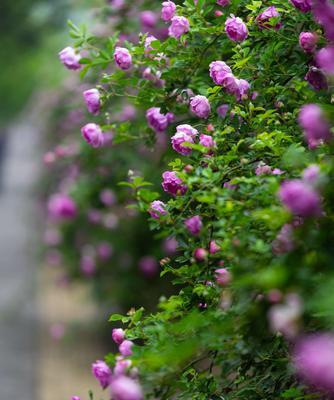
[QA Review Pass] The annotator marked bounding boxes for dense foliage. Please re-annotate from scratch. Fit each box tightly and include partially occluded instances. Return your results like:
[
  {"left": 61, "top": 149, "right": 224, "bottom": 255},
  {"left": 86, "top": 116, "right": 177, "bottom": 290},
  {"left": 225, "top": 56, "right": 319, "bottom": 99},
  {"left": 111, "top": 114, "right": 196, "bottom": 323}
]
[{"left": 53, "top": 0, "right": 334, "bottom": 398}]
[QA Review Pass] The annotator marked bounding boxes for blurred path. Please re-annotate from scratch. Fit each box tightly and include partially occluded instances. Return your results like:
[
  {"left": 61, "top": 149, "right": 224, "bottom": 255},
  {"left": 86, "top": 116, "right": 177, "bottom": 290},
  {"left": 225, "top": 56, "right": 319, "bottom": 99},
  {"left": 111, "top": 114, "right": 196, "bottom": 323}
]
[{"left": 0, "top": 110, "right": 41, "bottom": 399}]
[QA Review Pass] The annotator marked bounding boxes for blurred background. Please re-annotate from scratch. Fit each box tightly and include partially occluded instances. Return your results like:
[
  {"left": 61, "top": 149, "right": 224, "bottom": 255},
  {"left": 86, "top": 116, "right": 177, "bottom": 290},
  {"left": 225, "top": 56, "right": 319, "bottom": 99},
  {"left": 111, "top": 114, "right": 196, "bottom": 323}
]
[{"left": 0, "top": 1, "right": 107, "bottom": 399}]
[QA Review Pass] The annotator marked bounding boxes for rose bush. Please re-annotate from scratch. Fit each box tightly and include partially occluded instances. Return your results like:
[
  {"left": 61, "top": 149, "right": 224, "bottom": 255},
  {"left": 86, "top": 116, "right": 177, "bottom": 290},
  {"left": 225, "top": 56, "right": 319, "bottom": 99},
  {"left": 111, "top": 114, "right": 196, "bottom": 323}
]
[{"left": 55, "top": 0, "right": 334, "bottom": 398}]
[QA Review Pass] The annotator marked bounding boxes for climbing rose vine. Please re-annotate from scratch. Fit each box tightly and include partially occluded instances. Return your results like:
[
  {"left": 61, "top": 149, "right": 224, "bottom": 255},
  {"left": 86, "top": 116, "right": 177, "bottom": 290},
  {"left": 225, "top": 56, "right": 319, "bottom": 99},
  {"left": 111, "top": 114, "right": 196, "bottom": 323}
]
[{"left": 55, "top": 0, "right": 334, "bottom": 398}]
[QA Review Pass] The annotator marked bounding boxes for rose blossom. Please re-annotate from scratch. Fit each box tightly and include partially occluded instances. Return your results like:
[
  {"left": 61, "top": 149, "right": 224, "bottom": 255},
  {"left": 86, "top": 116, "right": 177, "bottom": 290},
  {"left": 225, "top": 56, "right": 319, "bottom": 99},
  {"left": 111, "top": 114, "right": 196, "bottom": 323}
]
[
  {"left": 299, "top": 32, "right": 318, "bottom": 53},
  {"left": 171, "top": 131, "right": 194, "bottom": 155},
  {"left": 161, "top": 1, "right": 176, "bottom": 21},
  {"left": 293, "top": 334, "right": 334, "bottom": 393},
  {"left": 305, "top": 67, "right": 328, "bottom": 91},
  {"left": 225, "top": 15, "right": 248, "bottom": 42},
  {"left": 148, "top": 200, "right": 168, "bottom": 219},
  {"left": 209, "top": 240, "right": 221, "bottom": 254},
  {"left": 91, "top": 360, "right": 112, "bottom": 389},
  {"left": 58, "top": 46, "right": 81, "bottom": 70},
  {"left": 97, "top": 242, "right": 113, "bottom": 260},
  {"left": 48, "top": 193, "right": 76, "bottom": 220},
  {"left": 140, "top": 11, "right": 158, "bottom": 28},
  {"left": 175, "top": 124, "right": 198, "bottom": 138},
  {"left": 162, "top": 171, "right": 187, "bottom": 196},
  {"left": 144, "top": 35, "right": 157, "bottom": 54},
  {"left": 138, "top": 256, "right": 158, "bottom": 277},
  {"left": 109, "top": 376, "right": 143, "bottom": 400},
  {"left": 83, "top": 88, "right": 100, "bottom": 115},
  {"left": 215, "top": 268, "right": 232, "bottom": 286},
  {"left": 194, "top": 248, "right": 208, "bottom": 261},
  {"left": 81, "top": 123, "right": 104, "bottom": 148},
  {"left": 112, "top": 328, "right": 125, "bottom": 345},
  {"left": 146, "top": 107, "right": 174, "bottom": 133},
  {"left": 302, "top": 164, "right": 321, "bottom": 186},
  {"left": 217, "top": 104, "right": 229, "bottom": 117},
  {"left": 199, "top": 134, "right": 216, "bottom": 150},
  {"left": 190, "top": 95, "right": 211, "bottom": 118},
  {"left": 184, "top": 215, "right": 202, "bottom": 235},
  {"left": 298, "top": 104, "right": 332, "bottom": 145},
  {"left": 114, "top": 47, "right": 132, "bottom": 70},
  {"left": 217, "top": 0, "right": 230, "bottom": 5},
  {"left": 289, "top": 0, "right": 312, "bottom": 12},
  {"left": 71, "top": 397, "right": 80, "bottom": 400},
  {"left": 119, "top": 340, "right": 134, "bottom": 356},
  {"left": 114, "top": 358, "right": 132, "bottom": 376},
  {"left": 168, "top": 16, "right": 190, "bottom": 38},
  {"left": 316, "top": 46, "right": 334, "bottom": 75},
  {"left": 278, "top": 179, "right": 322, "bottom": 217},
  {"left": 268, "top": 293, "right": 302, "bottom": 338},
  {"left": 209, "top": 61, "right": 232, "bottom": 85},
  {"left": 256, "top": 6, "right": 281, "bottom": 30},
  {"left": 255, "top": 163, "right": 272, "bottom": 176},
  {"left": 312, "top": 0, "right": 334, "bottom": 41}
]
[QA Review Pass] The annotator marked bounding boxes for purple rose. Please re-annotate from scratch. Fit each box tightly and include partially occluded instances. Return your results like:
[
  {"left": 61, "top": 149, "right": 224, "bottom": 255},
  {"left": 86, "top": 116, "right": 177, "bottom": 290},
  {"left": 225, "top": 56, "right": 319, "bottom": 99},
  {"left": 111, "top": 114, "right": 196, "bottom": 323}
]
[
  {"left": 225, "top": 15, "right": 248, "bottom": 42},
  {"left": 209, "top": 61, "right": 232, "bottom": 85},
  {"left": 289, "top": 0, "right": 312, "bottom": 12},
  {"left": 81, "top": 123, "right": 104, "bottom": 148},
  {"left": 184, "top": 215, "right": 202, "bottom": 235},
  {"left": 109, "top": 376, "right": 143, "bottom": 400},
  {"left": 217, "top": 0, "right": 230, "bottom": 5},
  {"left": 144, "top": 35, "right": 157, "bottom": 54},
  {"left": 293, "top": 334, "right": 334, "bottom": 393},
  {"left": 171, "top": 131, "right": 194, "bottom": 155},
  {"left": 138, "top": 256, "right": 158, "bottom": 277},
  {"left": 299, "top": 104, "right": 332, "bottom": 145},
  {"left": 272, "top": 223, "right": 295, "bottom": 255},
  {"left": 312, "top": 0, "right": 334, "bottom": 41},
  {"left": 140, "top": 11, "right": 158, "bottom": 28},
  {"left": 58, "top": 46, "right": 81, "bottom": 70},
  {"left": 114, "top": 358, "right": 132, "bottom": 376},
  {"left": 48, "top": 193, "right": 76, "bottom": 220},
  {"left": 215, "top": 268, "right": 232, "bottom": 286},
  {"left": 305, "top": 67, "right": 328, "bottom": 91},
  {"left": 255, "top": 163, "right": 272, "bottom": 176},
  {"left": 299, "top": 32, "right": 318, "bottom": 53},
  {"left": 119, "top": 340, "right": 134, "bottom": 356},
  {"left": 190, "top": 95, "right": 211, "bottom": 118},
  {"left": 279, "top": 179, "right": 322, "bottom": 217},
  {"left": 161, "top": 1, "right": 176, "bottom": 21},
  {"left": 83, "top": 88, "right": 100, "bottom": 115},
  {"left": 114, "top": 47, "right": 132, "bottom": 70},
  {"left": 256, "top": 6, "right": 281, "bottom": 30},
  {"left": 194, "top": 248, "right": 208, "bottom": 261},
  {"left": 146, "top": 107, "right": 174, "bottom": 133},
  {"left": 91, "top": 360, "right": 112, "bottom": 389},
  {"left": 175, "top": 124, "right": 198, "bottom": 138},
  {"left": 302, "top": 164, "right": 321, "bottom": 186},
  {"left": 168, "top": 16, "right": 190, "bottom": 38},
  {"left": 236, "top": 78, "right": 251, "bottom": 101},
  {"left": 217, "top": 104, "right": 229, "bottom": 117},
  {"left": 148, "top": 200, "right": 168, "bottom": 219},
  {"left": 316, "top": 46, "right": 334, "bottom": 75},
  {"left": 162, "top": 171, "right": 187, "bottom": 196},
  {"left": 199, "top": 134, "right": 216, "bottom": 149},
  {"left": 112, "top": 328, "right": 125, "bottom": 345}
]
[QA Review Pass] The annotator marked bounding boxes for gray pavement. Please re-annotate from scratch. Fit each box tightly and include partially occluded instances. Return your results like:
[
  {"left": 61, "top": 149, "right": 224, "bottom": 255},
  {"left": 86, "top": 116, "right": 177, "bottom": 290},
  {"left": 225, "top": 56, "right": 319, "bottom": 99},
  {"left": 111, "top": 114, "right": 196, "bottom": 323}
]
[{"left": 0, "top": 111, "right": 41, "bottom": 399}]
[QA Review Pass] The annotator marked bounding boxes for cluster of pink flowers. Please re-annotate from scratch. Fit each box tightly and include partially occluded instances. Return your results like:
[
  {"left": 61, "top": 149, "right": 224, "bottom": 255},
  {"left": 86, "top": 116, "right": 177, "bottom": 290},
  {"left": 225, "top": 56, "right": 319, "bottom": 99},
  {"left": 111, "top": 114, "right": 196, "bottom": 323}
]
[
  {"left": 209, "top": 61, "right": 250, "bottom": 101},
  {"left": 91, "top": 329, "right": 142, "bottom": 399},
  {"left": 146, "top": 107, "right": 174, "bottom": 133}
]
